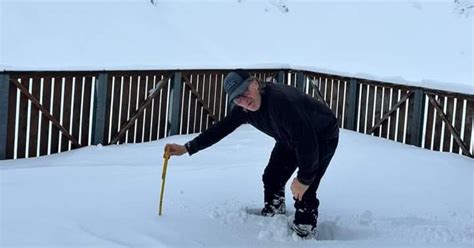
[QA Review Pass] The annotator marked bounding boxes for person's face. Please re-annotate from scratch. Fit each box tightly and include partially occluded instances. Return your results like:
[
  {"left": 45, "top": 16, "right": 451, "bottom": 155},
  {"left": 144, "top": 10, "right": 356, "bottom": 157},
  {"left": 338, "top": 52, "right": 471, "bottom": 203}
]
[{"left": 233, "top": 79, "right": 262, "bottom": 112}]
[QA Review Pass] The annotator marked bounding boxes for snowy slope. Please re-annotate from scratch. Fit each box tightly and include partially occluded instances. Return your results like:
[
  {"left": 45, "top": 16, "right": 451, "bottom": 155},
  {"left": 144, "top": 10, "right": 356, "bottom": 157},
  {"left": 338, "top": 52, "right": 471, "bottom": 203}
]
[
  {"left": 1, "top": 1, "right": 472, "bottom": 93},
  {"left": 1, "top": 126, "right": 473, "bottom": 247}
]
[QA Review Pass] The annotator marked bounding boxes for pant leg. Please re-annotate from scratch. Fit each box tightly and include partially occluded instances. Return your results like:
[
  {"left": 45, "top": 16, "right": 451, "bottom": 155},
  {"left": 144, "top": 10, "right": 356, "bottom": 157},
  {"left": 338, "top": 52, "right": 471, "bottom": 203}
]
[
  {"left": 262, "top": 142, "right": 298, "bottom": 200},
  {"left": 295, "top": 137, "right": 339, "bottom": 211}
]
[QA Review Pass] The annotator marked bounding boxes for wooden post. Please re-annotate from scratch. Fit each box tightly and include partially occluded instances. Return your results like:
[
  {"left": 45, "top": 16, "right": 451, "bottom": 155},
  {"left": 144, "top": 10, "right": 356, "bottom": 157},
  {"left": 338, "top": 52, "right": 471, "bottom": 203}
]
[
  {"left": 168, "top": 72, "right": 183, "bottom": 136},
  {"left": 295, "top": 71, "right": 305, "bottom": 92},
  {"left": 277, "top": 70, "right": 285, "bottom": 84},
  {"left": 91, "top": 72, "right": 109, "bottom": 145},
  {"left": 0, "top": 73, "right": 10, "bottom": 160},
  {"left": 407, "top": 89, "right": 425, "bottom": 147},
  {"left": 345, "top": 78, "right": 359, "bottom": 131}
]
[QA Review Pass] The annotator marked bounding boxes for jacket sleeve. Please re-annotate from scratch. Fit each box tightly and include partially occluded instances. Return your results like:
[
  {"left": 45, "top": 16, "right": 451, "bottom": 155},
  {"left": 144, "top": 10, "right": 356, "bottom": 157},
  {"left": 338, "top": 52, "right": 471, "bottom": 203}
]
[
  {"left": 276, "top": 99, "right": 320, "bottom": 185},
  {"left": 185, "top": 106, "right": 247, "bottom": 155}
]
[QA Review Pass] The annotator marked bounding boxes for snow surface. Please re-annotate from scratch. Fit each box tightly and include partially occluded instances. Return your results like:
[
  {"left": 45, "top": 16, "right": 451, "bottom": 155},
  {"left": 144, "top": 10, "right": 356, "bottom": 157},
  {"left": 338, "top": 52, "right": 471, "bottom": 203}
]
[
  {"left": 1, "top": 125, "right": 473, "bottom": 247},
  {"left": 1, "top": 0, "right": 472, "bottom": 94}
]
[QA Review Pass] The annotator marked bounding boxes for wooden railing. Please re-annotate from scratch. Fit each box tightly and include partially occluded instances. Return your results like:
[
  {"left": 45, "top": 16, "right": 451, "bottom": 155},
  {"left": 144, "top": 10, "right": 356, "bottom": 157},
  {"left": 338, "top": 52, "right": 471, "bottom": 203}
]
[{"left": 0, "top": 69, "right": 472, "bottom": 160}]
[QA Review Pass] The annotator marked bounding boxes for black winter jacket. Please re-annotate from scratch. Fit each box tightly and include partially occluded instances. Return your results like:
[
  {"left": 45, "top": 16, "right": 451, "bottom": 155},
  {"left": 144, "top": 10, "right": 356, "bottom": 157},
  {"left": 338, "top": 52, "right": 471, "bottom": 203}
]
[{"left": 185, "top": 83, "right": 339, "bottom": 185}]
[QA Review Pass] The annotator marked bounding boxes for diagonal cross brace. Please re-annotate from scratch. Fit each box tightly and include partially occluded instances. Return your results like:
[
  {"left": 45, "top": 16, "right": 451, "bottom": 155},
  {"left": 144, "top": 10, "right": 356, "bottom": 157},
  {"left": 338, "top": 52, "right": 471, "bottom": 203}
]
[
  {"left": 9, "top": 78, "right": 82, "bottom": 147},
  {"left": 427, "top": 94, "right": 472, "bottom": 158},
  {"left": 109, "top": 75, "right": 171, "bottom": 145},
  {"left": 309, "top": 79, "right": 329, "bottom": 106},
  {"left": 181, "top": 75, "right": 218, "bottom": 122},
  {"left": 367, "top": 91, "right": 414, "bottom": 134}
]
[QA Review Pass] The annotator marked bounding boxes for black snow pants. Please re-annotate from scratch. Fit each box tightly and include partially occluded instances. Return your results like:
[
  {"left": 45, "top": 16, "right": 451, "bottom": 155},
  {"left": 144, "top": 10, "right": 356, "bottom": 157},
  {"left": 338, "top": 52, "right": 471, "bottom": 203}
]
[{"left": 262, "top": 136, "right": 339, "bottom": 213}]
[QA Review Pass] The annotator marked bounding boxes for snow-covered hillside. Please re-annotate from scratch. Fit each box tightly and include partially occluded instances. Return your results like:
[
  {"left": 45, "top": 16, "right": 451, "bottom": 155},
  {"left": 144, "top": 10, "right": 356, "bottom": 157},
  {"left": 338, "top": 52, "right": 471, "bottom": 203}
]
[{"left": 1, "top": 1, "right": 472, "bottom": 93}]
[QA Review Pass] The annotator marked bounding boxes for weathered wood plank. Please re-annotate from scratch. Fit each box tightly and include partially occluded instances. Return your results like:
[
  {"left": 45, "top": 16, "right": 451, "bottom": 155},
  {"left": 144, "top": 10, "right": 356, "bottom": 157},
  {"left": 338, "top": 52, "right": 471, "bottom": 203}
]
[
  {"left": 193, "top": 74, "right": 203, "bottom": 133},
  {"left": 181, "top": 80, "right": 190, "bottom": 135},
  {"left": 463, "top": 99, "right": 473, "bottom": 156},
  {"left": 337, "top": 80, "right": 346, "bottom": 128},
  {"left": 366, "top": 85, "right": 375, "bottom": 135},
  {"left": 81, "top": 77, "right": 93, "bottom": 146},
  {"left": 0, "top": 73, "right": 11, "bottom": 159},
  {"left": 16, "top": 77, "right": 30, "bottom": 158},
  {"left": 28, "top": 77, "right": 41, "bottom": 157},
  {"left": 387, "top": 89, "right": 400, "bottom": 142},
  {"left": 143, "top": 74, "right": 154, "bottom": 142},
  {"left": 101, "top": 76, "right": 113, "bottom": 145},
  {"left": 319, "top": 77, "right": 327, "bottom": 107},
  {"left": 373, "top": 86, "right": 383, "bottom": 136},
  {"left": 91, "top": 73, "right": 109, "bottom": 146},
  {"left": 188, "top": 74, "right": 196, "bottom": 133},
  {"left": 158, "top": 79, "right": 169, "bottom": 139},
  {"left": 326, "top": 78, "right": 333, "bottom": 111},
  {"left": 381, "top": 87, "right": 391, "bottom": 138},
  {"left": 424, "top": 95, "right": 435, "bottom": 150},
  {"left": 108, "top": 76, "right": 121, "bottom": 144},
  {"left": 432, "top": 95, "right": 444, "bottom": 151},
  {"left": 5, "top": 76, "right": 17, "bottom": 159},
  {"left": 209, "top": 73, "right": 217, "bottom": 126},
  {"left": 60, "top": 77, "right": 73, "bottom": 152},
  {"left": 136, "top": 75, "right": 147, "bottom": 142},
  {"left": 331, "top": 79, "right": 339, "bottom": 117},
  {"left": 345, "top": 79, "right": 358, "bottom": 131},
  {"left": 127, "top": 76, "right": 138, "bottom": 143},
  {"left": 452, "top": 97, "right": 464, "bottom": 153},
  {"left": 39, "top": 77, "right": 52, "bottom": 156},
  {"left": 119, "top": 75, "right": 131, "bottom": 144},
  {"left": 443, "top": 96, "right": 455, "bottom": 152},
  {"left": 151, "top": 75, "right": 161, "bottom": 140},
  {"left": 71, "top": 77, "right": 83, "bottom": 149},
  {"left": 358, "top": 84, "right": 368, "bottom": 134},
  {"left": 199, "top": 74, "right": 206, "bottom": 123},
  {"left": 215, "top": 73, "right": 223, "bottom": 122}
]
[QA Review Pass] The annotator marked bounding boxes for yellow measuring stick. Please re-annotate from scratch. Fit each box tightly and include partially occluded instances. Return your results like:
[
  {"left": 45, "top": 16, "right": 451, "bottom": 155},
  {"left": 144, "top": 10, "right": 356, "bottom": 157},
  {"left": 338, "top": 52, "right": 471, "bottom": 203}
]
[{"left": 158, "top": 150, "right": 170, "bottom": 216}]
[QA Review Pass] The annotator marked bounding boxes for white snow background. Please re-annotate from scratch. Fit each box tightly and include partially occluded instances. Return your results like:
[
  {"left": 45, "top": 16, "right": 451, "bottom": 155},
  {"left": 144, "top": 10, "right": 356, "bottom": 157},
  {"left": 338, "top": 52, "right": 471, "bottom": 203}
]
[
  {"left": 0, "top": 0, "right": 473, "bottom": 247},
  {"left": 0, "top": 0, "right": 472, "bottom": 93}
]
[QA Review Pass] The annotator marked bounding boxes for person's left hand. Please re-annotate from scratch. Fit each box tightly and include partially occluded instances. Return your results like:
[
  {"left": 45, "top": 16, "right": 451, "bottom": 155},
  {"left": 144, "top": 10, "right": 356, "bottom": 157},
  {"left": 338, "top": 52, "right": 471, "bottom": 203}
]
[{"left": 290, "top": 177, "right": 309, "bottom": 201}]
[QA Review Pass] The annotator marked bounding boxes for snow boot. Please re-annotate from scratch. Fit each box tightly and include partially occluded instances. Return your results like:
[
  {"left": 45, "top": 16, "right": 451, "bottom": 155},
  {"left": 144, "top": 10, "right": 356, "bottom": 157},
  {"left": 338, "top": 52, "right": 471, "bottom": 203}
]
[
  {"left": 291, "top": 205, "right": 317, "bottom": 238},
  {"left": 261, "top": 188, "right": 286, "bottom": 216}
]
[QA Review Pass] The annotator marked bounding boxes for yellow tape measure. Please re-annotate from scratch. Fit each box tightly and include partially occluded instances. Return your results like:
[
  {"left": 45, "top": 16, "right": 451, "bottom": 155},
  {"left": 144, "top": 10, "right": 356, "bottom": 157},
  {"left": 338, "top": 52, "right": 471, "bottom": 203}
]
[{"left": 158, "top": 151, "right": 170, "bottom": 216}]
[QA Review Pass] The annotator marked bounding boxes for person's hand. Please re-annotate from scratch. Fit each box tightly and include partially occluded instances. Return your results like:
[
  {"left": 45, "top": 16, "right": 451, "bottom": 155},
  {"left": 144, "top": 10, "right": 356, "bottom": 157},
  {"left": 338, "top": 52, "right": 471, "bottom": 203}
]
[
  {"left": 164, "top": 143, "right": 187, "bottom": 157},
  {"left": 290, "top": 177, "right": 309, "bottom": 201}
]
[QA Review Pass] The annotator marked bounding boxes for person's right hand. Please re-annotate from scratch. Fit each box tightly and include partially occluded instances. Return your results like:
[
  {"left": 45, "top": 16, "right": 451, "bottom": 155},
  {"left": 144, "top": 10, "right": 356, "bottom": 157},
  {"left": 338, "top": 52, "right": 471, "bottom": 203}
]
[{"left": 164, "top": 143, "right": 187, "bottom": 157}]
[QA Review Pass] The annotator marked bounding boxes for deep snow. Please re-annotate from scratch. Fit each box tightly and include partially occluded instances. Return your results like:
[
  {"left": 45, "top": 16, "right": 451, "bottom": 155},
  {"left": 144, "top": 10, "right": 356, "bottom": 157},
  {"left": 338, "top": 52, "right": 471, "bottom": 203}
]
[{"left": 1, "top": 126, "right": 473, "bottom": 247}]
